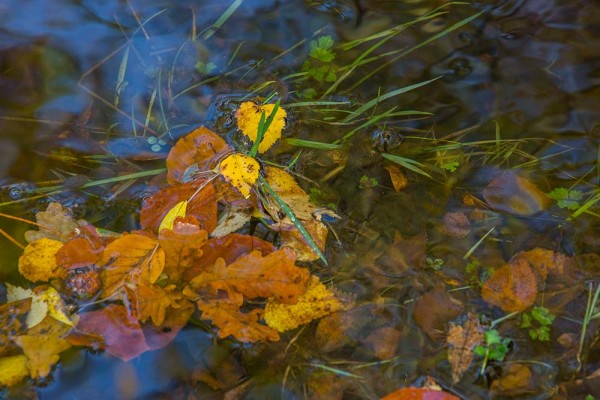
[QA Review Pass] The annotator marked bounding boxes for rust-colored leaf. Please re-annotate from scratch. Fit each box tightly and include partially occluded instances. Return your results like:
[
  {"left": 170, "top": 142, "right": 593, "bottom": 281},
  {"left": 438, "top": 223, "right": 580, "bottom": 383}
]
[
  {"left": 198, "top": 301, "right": 280, "bottom": 342},
  {"left": 56, "top": 234, "right": 104, "bottom": 270},
  {"left": 442, "top": 212, "right": 471, "bottom": 238},
  {"left": 482, "top": 172, "right": 550, "bottom": 216},
  {"left": 190, "top": 248, "right": 309, "bottom": 306},
  {"left": 413, "top": 286, "right": 463, "bottom": 339},
  {"left": 385, "top": 165, "right": 408, "bottom": 191},
  {"left": 514, "top": 248, "right": 566, "bottom": 280},
  {"left": 0, "top": 298, "right": 31, "bottom": 357},
  {"left": 447, "top": 313, "right": 484, "bottom": 383},
  {"left": 126, "top": 283, "right": 184, "bottom": 326},
  {"left": 166, "top": 126, "right": 231, "bottom": 184},
  {"left": 158, "top": 220, "right": 208, "bottom": 282},
  {"left": 142, "top": 299, "right": 194, "bottom": 350},
  {"left": 77, "top": 304, "right": 150, "bottom": 361},
  {"left": 381, "top": 387, "right": 460, "bottom": 400},
  {"left": 99, "top": 234, "right": 165, "bottom": 298},
  {"left": 491, "top": 364, "right": 534, "bottom": 396},
  {"left": 481, "top": 256, "right": 538, "bottom": 312}
]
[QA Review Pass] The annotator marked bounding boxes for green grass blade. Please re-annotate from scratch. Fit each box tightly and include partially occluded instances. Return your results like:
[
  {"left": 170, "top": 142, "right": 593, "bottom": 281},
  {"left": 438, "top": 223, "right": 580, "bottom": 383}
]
[
  {"left": 258, "top": 175, "right": 328, "bottom": 265},
  {"left": 249, "top": 100, "right": 280, "bottom": 157},
  {"left": 381, "top": 153, "right": 432, "bottom": 178},
  {"left": 286, "top": 139, "right": 341, "bottom": 150},
  {"left": 202, "top": 0, "right": 243, "bottom": 40}
]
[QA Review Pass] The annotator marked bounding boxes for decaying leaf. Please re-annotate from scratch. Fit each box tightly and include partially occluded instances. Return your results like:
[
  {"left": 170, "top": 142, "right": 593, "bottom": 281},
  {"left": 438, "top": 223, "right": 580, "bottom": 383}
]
[
  {"left": 126, "top": 283, "right": 184, "bottom": 326},
  {"left": 189, "top": 248, "right": 309, "bottom": 306},
  {"left": 158, "top": 221, "right": 208, "bottom": 282},
  {"left": 219, "top": 153, "right": 260, "bottom": 198},
  {"left": 263, "top": 166, "right": 318, "bottom": 221},
  {"left": 277, "top": 219, "right": 328, "bottom": 262},
  {"left": 364, "top": 326, "right": 403, "bottom": 360},
  {"left": 482, "top": 172, "right": 550, "bottom": 216},
  {"left": 15, "top": 316, "right": 72, "bottom": 379},
  {"left": 18, "top": 238, "right": 66, "bottom": 282},
  {"left": 236, "top": 102, "right": 287, "bottom": 153},
  {"left": 7, "top": 285, "right": 73, "bottom": 329},
  {"left": 210, "top": 205, "right": 252, "bottom": 238},
  {"left": 198, "top": 301, "right": 280, "bottom": 342},
  {"left": 481, "top": 256, "right": 539, "bottom": 312},
  {"left": 166, "top": 126, "right": 231, "bottom": 185},
  {"left": 442, "top": 212, "right": 471, "bottom": 238},
  {"left": 0, "top": 298, "right": 31, "bottom": 356},
  {"left": 56, "top": 231, "right": 104, "bottom": 270},
  {"left": 413, "top": 286, "right": 463, "bottom": 339},
  {"left": 385, "top": 165, "right": 408, "bottom": 191},
  {"left": 158, "top": 200, "right": 187, "bottom": 232},
  {"left": 447, "top": 313, "right": 484, "bottom": 383},
  {"left": 381, "top": 387, "right": 460, "bottom": 400},
  {"left": 77, "top": 304, "right": 150, "bottom": 361},
  {"left": 0, "top": 354, "right": 29, "bottom": 387},
  {"left": 514, "top": 248, "right": 566, "bottom": 280},
  {"left": 264, "top": 275, "right": 347, "bottom": 332},
  {"left": 24, "top": 202, "right": 88, "bottom": 243},
  {"left": 490, "top": 363, "right": 534, "bottom": 396},
  {"left": 99, "top": 234, "right": 165, "bottom": 298}
]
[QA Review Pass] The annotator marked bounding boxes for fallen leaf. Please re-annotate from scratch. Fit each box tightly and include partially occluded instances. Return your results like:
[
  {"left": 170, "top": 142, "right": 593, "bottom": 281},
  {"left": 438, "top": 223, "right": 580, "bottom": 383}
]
[
  {"left": 0, "top": 354, "right": 29, "bottom": 387},
  {"left": 158, "top": 200, "right": 187, "bottom": 232},
  {"left": 24, "top": 202, "right": 87, "bottom": 243},
  {"left": 15, "top": 316, "right": 72, "bottom": 379},
  {"left": 236, "top": 102, "right": 286, "bottom": 153},
  {"left": 315, "top": 309, "right": 368, "bottom": 353},
  {"left": 277, "top": 219, "right": 328, "bottom": 262},
  {"left": 190, "top": 248, "right": 309, "bottom": 306},
  {"left": 210, "top": 205, "right": 252, "bottom": 238},
  {"left": 18, "top": 238, "right": 66, "bottom": 282},
  {"left": 126, "top": 283, "right": 184, "bottom": 326},
  {"left": 482, "top": 172, "right": 550, "bottom": 216},
  {"left": 263, "top": 166, "right": 317, "bottom": 221},
  {"left": 166, "top": 126, "right": 231, "bottom": 185},
  {"left": 514, "top": 248, "right": 566, "bottom": 280},
  {"left": 481, "top": 256, "right": 538, "bottom": 312},
  {"left": 140, "top": 181, "right": 217, "bottom": 233},
  {"left": 0, "top": 298, "right": 31, "bottom": 356},
  {"left": 77, "top": 304, "right": 150, "bottom": 361},
  {"left": 158, "top": 221, "right": 208, "bottom": 282},
  {"left": 56, "top": 235, "right": 104, "bottom": 270},
  {"left": 385, "top": 165, "right": 408, "bottom": 191},
  {"left": 364, "top": 326, "right": 403, "bottom": 360},
  {"left": 413, "top": 286, "right": 463, "bottom": 339},
  {"left": 6, "top": 285, "right": 73, "bottom": 329},
  {"left": 442, "top": 212, "right": 471, "bottom": 238},
  {"left": 491, "top": 364, "right": 533, "bottom": 396},
  {"left": 142, "top": 299, "right": 194, "bottom": 350},
  {"left": 264, "top": 275, "right": 347, "bottom": 332},
  {"left": 447, "top": 313, "right": 484, "bottom": 383},
  {"left": 219, "top": 153, "right": 260, "bottom": 198},
  {"left": 99, "top": 234, "right": 165, "bottom": 298},
  {"left": 381, "top": 387, "right": 460, "bottom": 400},
  {"left": 198, "top": 301, "right": 280, "bottom": 342}
]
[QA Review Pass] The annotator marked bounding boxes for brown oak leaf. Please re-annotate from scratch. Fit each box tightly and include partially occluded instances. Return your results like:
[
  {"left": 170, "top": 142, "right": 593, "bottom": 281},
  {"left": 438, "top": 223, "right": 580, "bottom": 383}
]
[
  {"left": 126, "top": 283, "right": 184, "bottom": 326},
  {"left": 158, "top": 220, "right": 208, "bottom": 282},
  {"left": 447, "top": 313, "right": 484, "bottom": 383}
]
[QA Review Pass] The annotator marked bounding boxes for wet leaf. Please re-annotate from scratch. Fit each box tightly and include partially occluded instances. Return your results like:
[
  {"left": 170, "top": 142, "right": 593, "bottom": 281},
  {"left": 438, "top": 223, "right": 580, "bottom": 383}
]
[
  {"left": 515, "top": 248, "right": 566, "bottom": 279},
  {"left": 56, "top": 233, "right": 104, "bottom": 270},
  {"left": 126, "top": 283, "right": 184, "bottom": 326},
  {"left": 210, "top": 205, "right": 252, "bottom": 238},
  {"left": 219, "top": 153, "right": 260, "bottom": 198},
  {"left": 24, "top": 202, "right": 87, "bottom": 243},
  {"left": 140, "top": 181, "right": 217, "bottom": 233},
  {"left": 99, "top": 234, "right": 165, "bottom": 298},
  {"left": 236, "top": 102, "right": 286, "bottom": 153},
  {"left": 482, "top": 172, "right": 550, "bottom": 216},
  {"left": 442, "top": 212, "right": 471, "bottom": 238},
  {"left": 364, "top": 326, "right": 402, "bottom": 360},
  {"left": 7, "top": 285, "right": 73, "bottom": 329},
  {"left": 197, "top": 301, "right": 280, "bottom": 342},
  {"left": 18, "top": 238, "right": 66, "bottom": 282},
  {"left": 380, "top": 387, "right": 460, "bottom": 400},
  {"left": 142, "top": 299, "right": 194, "bottom": 350},
  {"left": 277, "top": 219, "right": 328, "bottom": 262},
  {"left": 491, "top": 364, "right": 533, "bottom": 396},
  {"left": 15, "top": 316, "right": 72, "bottom": 379},
  {"left": 263, "top": 166, "right": 317, "bottom": 221},
  {"left": 413, "top": 286, "right": 463, "bottom": 339},
  {"left": 264, "top": 275, "right": 347, "bottom": 332},
  {"left": 77, "top": 304, "right": 150, "bottom": 361},
  {"left": 447, "top": 313, "right": 484, "bottom": 383},
  {"left": 166, "top": 126, "right": 231, "bottom": 184},
  {"left": 385, "top": 165, "right": 408, "bottom": 191},
  {"left": 158, "top": 220, "right": 208, "bottom": 282},
  {"left": 189, "top": 248, "right": 309, "bottom": 306},
  {"left": 158, "top": 200, "right": 187, "bottom": 232},
  {"left": 0, "top": 298, "right": 31, "bottom": 356},
  {"left": 481, "top": 256, "right": 538, "bottom": 312},
  {"left": 0, "top": 354, "right": 29, "bottom": 387}
]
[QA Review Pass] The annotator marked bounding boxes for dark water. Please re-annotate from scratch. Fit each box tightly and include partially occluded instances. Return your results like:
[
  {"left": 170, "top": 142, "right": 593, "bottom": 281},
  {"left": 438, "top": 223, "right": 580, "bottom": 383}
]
[{"left": 1, "top": 0, "right": 600, "bottom": 398}]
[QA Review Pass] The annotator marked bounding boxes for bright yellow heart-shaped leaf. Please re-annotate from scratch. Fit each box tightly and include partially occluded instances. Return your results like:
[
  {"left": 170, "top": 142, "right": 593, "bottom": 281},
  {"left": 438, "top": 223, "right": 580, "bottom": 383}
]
[{"left": 219, "top": 153, "right": 260, "bottom": 198}]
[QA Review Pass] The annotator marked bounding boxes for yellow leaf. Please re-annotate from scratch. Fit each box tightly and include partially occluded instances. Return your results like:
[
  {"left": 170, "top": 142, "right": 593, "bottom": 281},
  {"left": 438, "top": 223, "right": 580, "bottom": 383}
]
[
  {"left": 18, "top": 238, "right": 66, "bottom": 282},
  {"left": 219, "top": 153, "right": 260, "bottom": 198},
  {"left": 41, "top": 287, "right": 74, "bottom": 326},
  {"left": 236, "top": 102, "right": 286, "bottom": 153},
  {"left": 264, "top": 275, "right": 347, "bottom": 332},
  {"left": 6, "top": 285, "right": 75, "bottom": 329},
  {"left": 158, "top": 200, "right": 187, "bottom": 232},
  {"left": 263, "top": 166, "right": 317, "bottom": 221},
  {"left": 0, "top": 354, "right": 29, "bottom": 387}
]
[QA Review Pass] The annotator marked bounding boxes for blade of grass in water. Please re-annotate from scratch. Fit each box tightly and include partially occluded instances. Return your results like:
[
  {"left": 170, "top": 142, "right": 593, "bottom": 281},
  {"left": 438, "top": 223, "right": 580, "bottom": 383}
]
[
  {"left": 202, "top": 0, "right": 243, "bottom": 40},
  {"left": 258, "top": 175, "right": 328, "bottom": 265},
  {"left": 249, "top": 99, "right": 280, "bottom": 157},
  {"left": 381, "top": 153, "right": 432, "bottom": 178},
  {"left": 286, "top": 139, "right": 341, "bottom": 150}
]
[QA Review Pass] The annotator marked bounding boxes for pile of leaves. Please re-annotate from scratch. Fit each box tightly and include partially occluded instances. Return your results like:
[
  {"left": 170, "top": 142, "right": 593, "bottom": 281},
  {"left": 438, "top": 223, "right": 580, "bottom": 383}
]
[{"left": 0, "top": 102, "right": 349, "bottom": 387}]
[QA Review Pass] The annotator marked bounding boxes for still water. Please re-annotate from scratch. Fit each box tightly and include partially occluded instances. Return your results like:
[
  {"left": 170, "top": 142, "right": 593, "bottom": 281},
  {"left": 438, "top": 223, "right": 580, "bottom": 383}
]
[{"left": 1, "top": 0, "right": 599, "bottom": 398}]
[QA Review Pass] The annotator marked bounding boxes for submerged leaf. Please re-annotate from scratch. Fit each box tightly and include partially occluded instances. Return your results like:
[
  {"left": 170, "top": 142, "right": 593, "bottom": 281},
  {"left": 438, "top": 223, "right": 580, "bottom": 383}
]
[
  {"left": 0, "top": 298, "right": 31, "bottom": 356},
  {"left": 381, "top": 387, "right": 460, "bottom": 400},
  {"left": 482, "top": 256, "right": 538, "bottom": 312},
  {"left": 447, "top": 313, "right": 484, "bottom": 383},
  {"left": 236, "top": 102, "right": 287, "bottom": 153},
  {"left": 482, "top": 172, "right": 550, "bottom": 216},
  {"left": 126, "top": 283, "right": 184, "bottom": 326},
  {"left": 385, "top": 165, "right": 408, "bottom": 191},
  {"left": 219, "top": 153, "right": 260, "bottom": 198}
]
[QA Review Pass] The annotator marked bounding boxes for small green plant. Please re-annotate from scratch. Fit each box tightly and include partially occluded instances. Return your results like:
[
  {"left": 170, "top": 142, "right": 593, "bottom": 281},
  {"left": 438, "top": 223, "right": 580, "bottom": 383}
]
[
  {"left": 195, "top": 61, "right": 217, "bottom": 75},
  {"left": 302, "top": 36, "right": 337, "bottom": 85},
  {"left": 547, "top": 187, "right": 584, "bottom": 210},
  {"left": 358, "top": 175, "right": 378, "bottom": 190},
  {"left": 520, "top": 306, "right": 555, "bottom": 341},
  {"left": 474, "top": 329, "right": 511, "bottom": 374}
]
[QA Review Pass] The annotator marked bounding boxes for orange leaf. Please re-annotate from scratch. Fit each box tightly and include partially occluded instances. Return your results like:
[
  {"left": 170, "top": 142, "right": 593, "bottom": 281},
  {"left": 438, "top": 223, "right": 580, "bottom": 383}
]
[
  {"left": 126, "top": 283, "right": 184, "bottom": 326},
  {"left": 190, "top": 248, "right": 309, "bottom": 306},
  {"left": 142, "top": 299, "right": 194, "bottom": 350},
  {"left": 514, "top": 248, "right": 566, "bottom": 280},
  {"left": 381, "top": 387, "right": 460, "bottom": 400},
  {"left": 385, "top": 165, "right": 408, "bottom": 191},
  {"left": 277, "top": 219, "right": 328, "bottom": 262},
  {"left": 481, "top": 256, "right": 538, "bottom": 312},
  {"left": 166, "top": 126, "right": 231, "bottom": 185},
  {"left": 158, "top": 221, "right": 208, "bottom": 282},
  {"left": 77, "top": 304, "right": 150, "bottom": 361},
  {"left": 56, "top": 235, "right": 104, "bottom": 270},
  {"left": 447, "top": 313, "right": 484, "bottom": 383},
  {"left": 140, "top": 181, "right": 217, "bottom": 233},
  {"left": 99, "top": 234, "right": 165, "bottom": 298},
  {"left": 198, "top": 301, "right": 280, "bottom": 342}
]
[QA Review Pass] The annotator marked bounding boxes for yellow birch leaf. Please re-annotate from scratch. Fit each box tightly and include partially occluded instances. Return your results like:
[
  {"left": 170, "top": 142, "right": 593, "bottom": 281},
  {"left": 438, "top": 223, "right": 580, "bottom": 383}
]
[
  {"left": 264, "top": 275, "right": 347, "bottom": 332},
  {"left": 158, "top": 200, "right": 187, "bottom": 232},
  {"left": 41, "top": 287, "right": 75, "bottom": 326},
  {"left": 7, "top": 285, "right": 74, "bottom": 329},
  {"left": 18, "top": 238, "right": 66, "bottom": 282},
  {"left": 0, "top": 354, "right": 29, "bottom": 387},
  {"left": 236, "top": 102, "right": 286, "bottom": 153},
  {"left": 219, "top": 153, "right": 260, "bottom": 198}
]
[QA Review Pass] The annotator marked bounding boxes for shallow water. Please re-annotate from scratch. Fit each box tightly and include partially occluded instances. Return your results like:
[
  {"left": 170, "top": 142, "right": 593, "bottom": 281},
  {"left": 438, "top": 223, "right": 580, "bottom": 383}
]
[{"left": 1, "top": 0, "right": 600, "bottom": 399}]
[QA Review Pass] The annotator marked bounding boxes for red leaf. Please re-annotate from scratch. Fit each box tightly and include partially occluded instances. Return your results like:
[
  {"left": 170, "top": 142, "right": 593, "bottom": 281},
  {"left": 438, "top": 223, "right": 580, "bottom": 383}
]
[{"left": 381, "top": 387, "right": 460, "bottom": 400}]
